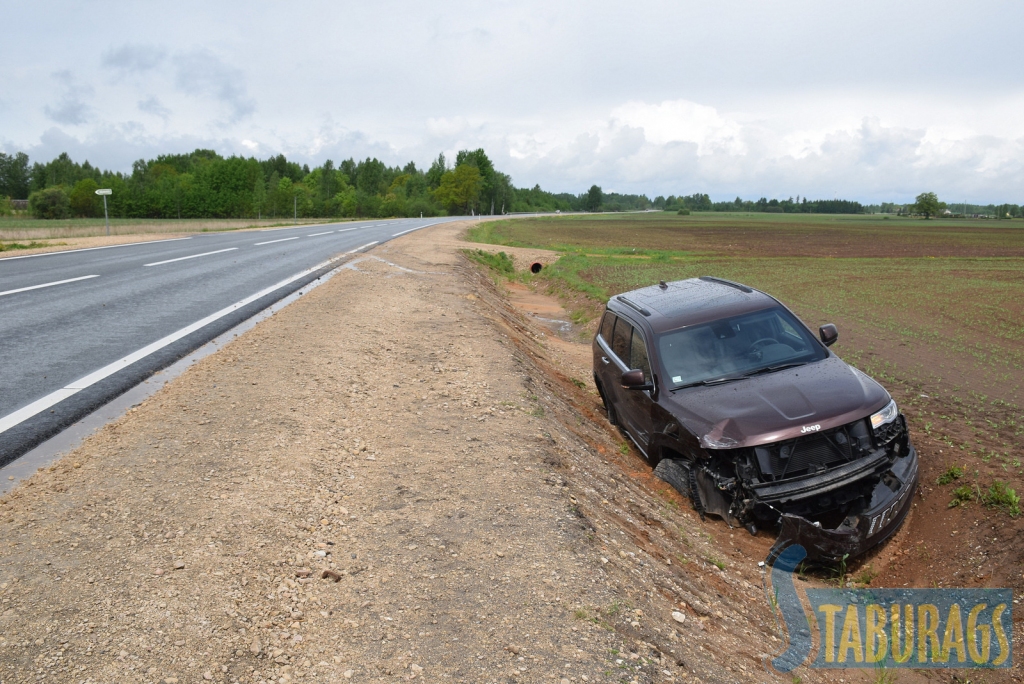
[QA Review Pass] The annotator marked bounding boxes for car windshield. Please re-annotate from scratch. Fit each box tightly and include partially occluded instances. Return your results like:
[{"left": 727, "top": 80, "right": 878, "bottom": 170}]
[{"left": 657, "top": 307, "right": 827, "bottom": 388}]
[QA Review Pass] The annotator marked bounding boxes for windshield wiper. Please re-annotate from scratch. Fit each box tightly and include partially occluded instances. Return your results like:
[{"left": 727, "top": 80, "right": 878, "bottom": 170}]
[
  {"left": 742, "top": 361, "right": 808, "bottom": 377},
  {"left": 672, "top": 375, "right": 749, "bottom": 390}
]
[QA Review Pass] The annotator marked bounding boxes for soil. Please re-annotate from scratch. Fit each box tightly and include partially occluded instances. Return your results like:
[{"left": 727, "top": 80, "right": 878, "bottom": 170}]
[
  {"left": 2, "top": 220, "right": 1020, "bottom": 683},
  {"left": 0, "top": 222, "right": 793, "bottom": 684}
]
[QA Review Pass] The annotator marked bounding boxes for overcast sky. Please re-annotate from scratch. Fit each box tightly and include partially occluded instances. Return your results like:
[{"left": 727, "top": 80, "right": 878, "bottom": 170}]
[{"left": 2, "top": 1, "right": 1022, "bottom": 202}]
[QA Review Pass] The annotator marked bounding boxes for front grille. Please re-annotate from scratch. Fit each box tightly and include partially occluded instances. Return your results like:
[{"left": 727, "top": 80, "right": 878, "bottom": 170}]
[{"left": 757, "top": 425, "right": 862, "bottom": 480}]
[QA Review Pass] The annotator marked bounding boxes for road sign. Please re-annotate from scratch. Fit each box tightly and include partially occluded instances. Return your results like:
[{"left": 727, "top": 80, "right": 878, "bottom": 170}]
[{"left": 95, "top": 189, "right": 112, "bottom": 196}]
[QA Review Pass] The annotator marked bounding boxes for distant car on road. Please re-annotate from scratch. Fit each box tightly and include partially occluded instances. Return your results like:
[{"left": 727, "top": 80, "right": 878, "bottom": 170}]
[{"left": 592, "top": 276, "right": 917, "bottom": 562}]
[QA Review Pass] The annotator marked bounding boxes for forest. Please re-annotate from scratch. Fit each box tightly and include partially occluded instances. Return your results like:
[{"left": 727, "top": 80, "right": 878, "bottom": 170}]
[{"left": 0, "top": 149, "right": 652, "bottom": 220}]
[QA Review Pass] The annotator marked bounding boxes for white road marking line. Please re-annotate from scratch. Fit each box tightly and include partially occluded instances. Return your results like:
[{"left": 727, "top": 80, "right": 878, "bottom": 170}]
[
  {"left": 335, "top": 227, "right": 358, "bottom": 233},
  {"left": 307, "top": 231, "right": 334, "bottom": 237},
  {"left": 0, "top": 253, "right": 352, "bottom": 438},
  {"left": 346, "top": 241, "right": 378, "bottom": 253},
  {"left": 0, "top": 237, "right": 193, "bottom": 262},
  {"left": 144, "top": 247, "right": 238, "bottom": 267},
  {"left": 392, "top": 222, "right": 439, "bottom": 237},
  {"left": 255, "top": 236, "right": 300, "bottom": 246},
  {"left": 0, "top": 274, "right": 100, "bottom": 298}
]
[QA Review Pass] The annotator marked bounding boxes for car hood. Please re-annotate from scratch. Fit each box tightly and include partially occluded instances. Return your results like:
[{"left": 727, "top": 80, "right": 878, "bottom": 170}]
[{"left": 662, "top": 355, "right": 890, "bottom": 450}]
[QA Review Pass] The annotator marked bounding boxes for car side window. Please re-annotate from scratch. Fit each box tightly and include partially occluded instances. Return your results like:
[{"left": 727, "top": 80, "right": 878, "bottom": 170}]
[
  {"left": 630, "top": 327, "right": 653, "bottom": 380},
  {"left": 611, "top": 317, "right": 631, "bottom": 362},
  {"left": 599, "top": 311, "right": 615, "bottom": 344}
]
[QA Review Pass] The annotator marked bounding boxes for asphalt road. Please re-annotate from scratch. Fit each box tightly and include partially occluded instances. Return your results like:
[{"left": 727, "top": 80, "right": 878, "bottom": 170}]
[{"left": 0, "top": 216, "right": 465, "bottom": 465}]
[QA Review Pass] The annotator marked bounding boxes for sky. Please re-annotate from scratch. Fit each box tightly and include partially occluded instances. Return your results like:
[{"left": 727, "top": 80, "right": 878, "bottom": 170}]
[{"left": 2, "top": 0, "right": 1023, "bottom": 203}]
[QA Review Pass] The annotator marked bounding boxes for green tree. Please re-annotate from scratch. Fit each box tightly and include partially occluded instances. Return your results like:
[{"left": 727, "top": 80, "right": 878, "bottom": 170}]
[
  {"left": 0, "top": 196, "right": 13, "bottom": 216},
  {"left": 425, "top": 153, "right": 447, "bottom": 189},
  {"left": 434, "top": 164, "right": 482, "bottom": 214},
  {"left": 28, "top": 186, "right": 71, "bottom": 219},
  {"left": 913, "top": 192, "right": 943, "bottom": 219},
  {"left": 585, "top": 185, "right": 603, "bottom": 212},
  {"left": 253, "top": 173, "right": 266, "bottom": 219},
  {"left": 68, "top": 178, "right": 101, "bottom": 217},
  {"left": 0, "top": 151, "right": 31, "bottom": 199}
]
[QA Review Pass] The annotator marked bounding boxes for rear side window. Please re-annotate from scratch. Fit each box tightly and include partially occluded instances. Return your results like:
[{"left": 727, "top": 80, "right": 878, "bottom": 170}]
[
  {"left": 611, "top": 317, "right": 632, "bottom": 361},
  {"left": 630, "top": 328, "right": 652, "bottom": 379},
  {"left": 599, "top": 312, "right": 615, "bottom": 344}
]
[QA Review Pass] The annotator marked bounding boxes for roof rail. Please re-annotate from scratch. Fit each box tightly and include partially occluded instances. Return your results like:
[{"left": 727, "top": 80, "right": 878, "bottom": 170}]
[
  {"left": 699, "top": 276, "right": 753, "bottom": 293},
  {"left": 616, "top": 295, "right": 651, "bottom": 316}
]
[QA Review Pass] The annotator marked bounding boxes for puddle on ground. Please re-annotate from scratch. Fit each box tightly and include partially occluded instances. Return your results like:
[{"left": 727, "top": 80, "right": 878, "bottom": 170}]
[{"left": 505, "top": 282, "right": 573, "bottom": 335}]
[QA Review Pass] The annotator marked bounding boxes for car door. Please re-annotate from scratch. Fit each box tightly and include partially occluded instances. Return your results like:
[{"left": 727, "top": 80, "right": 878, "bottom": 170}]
[
  {"left": 619, "top": 325, "right": 656, "bottom": 448},
  {"left": 598, "top": 314, "right": 656, "bottom": 451}
]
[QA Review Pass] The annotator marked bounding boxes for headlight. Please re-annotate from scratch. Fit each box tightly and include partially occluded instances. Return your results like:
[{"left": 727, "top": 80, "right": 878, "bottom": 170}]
[{"left": 870, "top": 399, "right": 898, "bottom": 429}]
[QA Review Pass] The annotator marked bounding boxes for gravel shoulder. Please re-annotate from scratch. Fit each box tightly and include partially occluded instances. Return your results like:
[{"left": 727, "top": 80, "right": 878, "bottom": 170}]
[{"left": 0, "top": 222, "right": 792, "bottom": 684}]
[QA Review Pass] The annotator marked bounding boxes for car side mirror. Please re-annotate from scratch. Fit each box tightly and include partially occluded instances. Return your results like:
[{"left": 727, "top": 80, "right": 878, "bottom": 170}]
[
  {"left": 621, "top": 369, "right": 654, "bottom": 391},
  {"left": 819, "top": 323, "right": 838, "bottom": 347}
]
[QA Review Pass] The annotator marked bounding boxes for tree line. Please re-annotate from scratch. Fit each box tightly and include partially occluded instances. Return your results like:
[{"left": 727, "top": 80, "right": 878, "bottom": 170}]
[
  {"left": 0, "top": 149, "right": 652, "bottom": 220},
  {"left": 654, "top": 193, "right": 865, "bottom": 214}
]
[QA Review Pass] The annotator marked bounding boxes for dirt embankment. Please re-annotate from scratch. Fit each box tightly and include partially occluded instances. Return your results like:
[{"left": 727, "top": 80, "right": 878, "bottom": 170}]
[{"left": 5, "top": 221, "right": 957, "bottom": 684}]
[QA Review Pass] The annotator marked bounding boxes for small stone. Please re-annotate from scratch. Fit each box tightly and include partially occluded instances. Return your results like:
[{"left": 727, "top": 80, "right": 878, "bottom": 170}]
[
  {"left": 600, "top": 557, "right": 608, "bottom": 564},
  {"left": 495, "top": 551, "right": 504, "bottom": 558},
  {"left": 295, "top": 568, "right": 312, "bottom": 578},
  {"left": 164, "top": 678, "right": 178, "bottom": 684},
  {"left": 7, "top": 476, "right": 13, "bottom": 481},
  {"left": 343, "top": 670, "right": 354, "bottom": 678},
  {"left": 153, "top": 568, "right": 165, "bottom": 576},
  {"left": 671, "top": 611, "right": 686, "bottom": 624},
  {"left": 72, "top": 462, "right": 81, "bottom": 468},
  {"left": 321, "top": 570, "right": 342, "bottom": 582},
  {"left": 249, "top": 637, "right": 262, "bottom": 655},
  {"left": 174, "top": 640, "right": 185, "bottom": 646},
  {"left": 203, "top": 673, "right": 213, "bottom": 681},
  {"left": 173, "top": 561, "right": 185, "bottom": 570},
  {"left": 562, "top": 679, "right": 571, "bottom": 684},
  {"left": 410, "top": 664, "right": 423, "bottom": 673}
]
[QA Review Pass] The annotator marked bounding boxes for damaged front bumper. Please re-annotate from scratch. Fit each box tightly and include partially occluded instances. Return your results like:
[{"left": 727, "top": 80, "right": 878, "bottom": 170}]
[{"left": 767, "top": 444, "right": 918, "bottom": 564}]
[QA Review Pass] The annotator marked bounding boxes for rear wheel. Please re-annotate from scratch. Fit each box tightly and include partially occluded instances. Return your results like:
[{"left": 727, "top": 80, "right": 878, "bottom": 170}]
[{"left": 595, "top": 379, "right": 619, "bottom": 426}]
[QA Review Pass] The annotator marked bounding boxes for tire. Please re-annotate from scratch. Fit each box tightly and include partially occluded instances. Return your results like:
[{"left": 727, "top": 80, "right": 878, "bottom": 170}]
[
  {"left": 595, "top": 379, "right": 619, "bottom": 427},
  {"left": 654, "top": 458, "right": 705, "bottom": 519}
]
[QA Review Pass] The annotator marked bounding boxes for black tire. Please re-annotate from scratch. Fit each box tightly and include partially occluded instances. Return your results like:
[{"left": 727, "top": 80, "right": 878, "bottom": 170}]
[
  {"left": 654, "top": 458, "right": 705, "bottom": 519},
  {"left": 654, "top": 458, "right": 690, "bottom": 496},
  {"left": 595, "top": 379, "right": 619, "bottom": 427}
]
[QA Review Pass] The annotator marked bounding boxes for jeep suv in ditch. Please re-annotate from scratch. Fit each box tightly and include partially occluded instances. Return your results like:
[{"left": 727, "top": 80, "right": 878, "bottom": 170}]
[{"left": 592, "top": 277, "right": 917, "bottom": 562}]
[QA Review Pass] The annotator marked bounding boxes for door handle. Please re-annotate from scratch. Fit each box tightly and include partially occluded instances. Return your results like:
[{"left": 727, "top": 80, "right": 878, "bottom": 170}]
[{"left": 601, "top": 356, "right": 610, "bottom": 365}]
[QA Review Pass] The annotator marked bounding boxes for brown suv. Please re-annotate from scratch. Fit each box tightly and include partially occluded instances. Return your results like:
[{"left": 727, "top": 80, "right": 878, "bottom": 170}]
[{"left": 592, "top": 277, "right": 917, "bottom": 561}]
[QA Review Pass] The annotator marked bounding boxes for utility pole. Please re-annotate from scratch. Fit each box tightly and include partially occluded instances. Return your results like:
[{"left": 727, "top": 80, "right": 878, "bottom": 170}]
[
  {"left": 294, "top": 195, "right": 297, "bottom": 223},
  {"left": 95, "top": 188, "right": 112, "bottom": 235}
]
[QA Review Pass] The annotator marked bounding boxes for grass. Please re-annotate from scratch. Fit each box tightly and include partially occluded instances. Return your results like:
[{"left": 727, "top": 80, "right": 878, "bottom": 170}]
[
  {"left": 936, "top": 465, "right": 965, "bottom": 485},
  {"left": 0, "top": 240, "right": 64, "bottom": 252},
  {"left": 463, "top": 249, "right": 516, "bottom": 276},
  {"left": 469, "top": 212, "right": 1024, "bottom": 508},
  {"left": 981, "top": 481, "right": 1021, "bottom": 517},
  {"left": 949, "top": 485, "right": 976, "bottom": 508},
  {"left": 0, "top": 216, "right": 339, "bottom": 241}
]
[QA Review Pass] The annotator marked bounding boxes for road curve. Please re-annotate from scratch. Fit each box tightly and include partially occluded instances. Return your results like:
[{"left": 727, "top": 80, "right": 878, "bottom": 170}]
[{"left": 0, "top": 216, "right": 467, "bottom": 466}]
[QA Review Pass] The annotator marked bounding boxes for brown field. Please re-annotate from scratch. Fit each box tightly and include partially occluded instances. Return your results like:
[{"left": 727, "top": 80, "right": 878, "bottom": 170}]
[{"left": 470, "top": 212, "right": 1024, "bottom": 591}]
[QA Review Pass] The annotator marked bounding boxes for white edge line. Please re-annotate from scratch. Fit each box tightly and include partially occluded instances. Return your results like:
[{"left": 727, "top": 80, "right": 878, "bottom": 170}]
[
  {"left": 0, "top": 274, "right": 100, "bottom": 298},
  {"left": 0, "top": 252, "right": 356, "bottom": 436},
  {"left": 307, "top": 231, "right": 334, "bottom": 237},
  {"left": 392, "top": 222, "right": 439, "bottom": 237},
  {"left": 346, "top": 241, "right": 378, "bottom": 253},
  {"left": 144, "top": 247, "right": 238, "bottom": 267},
  {"left": 254, "top": 236, "right": 300, "bottom": 246},
  {"left": 0, "top": 237, "right": 193, "bottom": 262}
]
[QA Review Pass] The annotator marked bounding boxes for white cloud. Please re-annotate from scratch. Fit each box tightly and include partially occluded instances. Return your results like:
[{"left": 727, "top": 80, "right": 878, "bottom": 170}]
[{"left": 2, "top": 1, "right": 1023, "bottom": 202}]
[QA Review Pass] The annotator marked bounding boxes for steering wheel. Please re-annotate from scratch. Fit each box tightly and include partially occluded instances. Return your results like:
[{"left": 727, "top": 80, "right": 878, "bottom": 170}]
[{"left": 746, "top": 338, "right": 779, "bottom": 355}]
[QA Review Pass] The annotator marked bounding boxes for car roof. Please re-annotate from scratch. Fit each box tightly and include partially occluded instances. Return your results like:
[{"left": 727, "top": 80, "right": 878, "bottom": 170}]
[{"left": 607, "top": 277, "right": 780, "bottom": 334}]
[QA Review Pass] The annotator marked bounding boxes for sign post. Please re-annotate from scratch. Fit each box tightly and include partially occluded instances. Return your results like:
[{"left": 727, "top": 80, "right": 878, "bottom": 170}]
[{"left": 95, "top": 188, "right": 112, "bottom": 235}]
